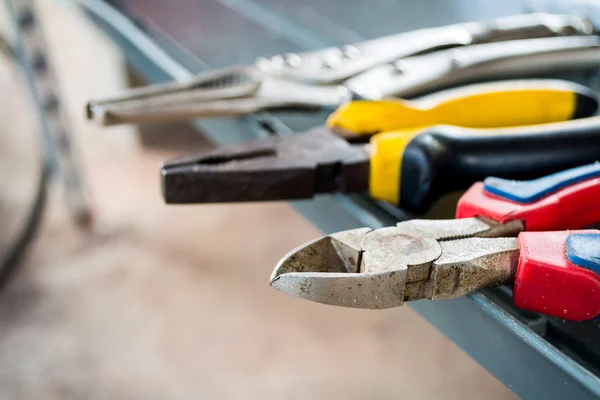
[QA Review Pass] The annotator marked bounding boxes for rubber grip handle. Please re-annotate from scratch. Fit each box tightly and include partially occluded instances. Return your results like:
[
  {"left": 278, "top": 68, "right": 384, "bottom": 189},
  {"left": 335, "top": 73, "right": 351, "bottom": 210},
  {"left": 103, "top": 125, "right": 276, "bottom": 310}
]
[
  {"left": 400, "top": 117, "right": 600, "bottom": 213},
  {"left": 483, "top": 162, "right": 600, "bottom": 202},
  {"left": 327, "top": 79, "right": 597, "bottom": 136},
  {"left": 456, "top": 163, "right": 600, "bottom": 230},
  {"left": 514, "top": 230, "right": 600, "bottom": 321},
  {"left": 567, "top": 233, "right": 600, "bottom": 275}
]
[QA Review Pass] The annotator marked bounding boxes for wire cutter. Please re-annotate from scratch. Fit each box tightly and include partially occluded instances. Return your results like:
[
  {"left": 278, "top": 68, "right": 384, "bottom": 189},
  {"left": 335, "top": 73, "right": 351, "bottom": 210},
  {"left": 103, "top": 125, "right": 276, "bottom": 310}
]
[
  {"left": 84, "top": 14, "right": 598, "bottom": 128},
  {"left": 160, "top": 79, "right": 600, "bottom": 213},
  {"left": 270, "top": 163, "right": 600, "bottom": 321}
]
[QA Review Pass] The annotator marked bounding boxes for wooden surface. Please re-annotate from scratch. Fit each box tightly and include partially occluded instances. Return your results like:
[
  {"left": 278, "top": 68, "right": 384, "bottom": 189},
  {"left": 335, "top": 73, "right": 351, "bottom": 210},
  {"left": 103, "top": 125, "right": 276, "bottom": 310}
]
[{"left": 0, "top": 2, "right": 517, "bottom": 398}]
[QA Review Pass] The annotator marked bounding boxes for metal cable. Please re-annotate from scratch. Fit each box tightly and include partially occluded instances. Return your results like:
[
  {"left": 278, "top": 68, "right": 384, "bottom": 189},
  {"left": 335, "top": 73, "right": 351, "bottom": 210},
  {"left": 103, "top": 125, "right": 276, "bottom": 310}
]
[
  {"left": 0, "top": 0, "right": 93, "bottom": 288},
  {"left": 0, "top": 33, "right": 49, "bottom": 289},
  {"left": 6, "top": 0, "right": 93, "bottom": 227}
]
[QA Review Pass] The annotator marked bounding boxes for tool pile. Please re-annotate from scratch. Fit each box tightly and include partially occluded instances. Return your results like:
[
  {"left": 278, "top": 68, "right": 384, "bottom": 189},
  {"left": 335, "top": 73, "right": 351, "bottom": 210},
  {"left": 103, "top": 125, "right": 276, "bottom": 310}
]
[{"left": 88, "top": 13, "right": 600, "bottom": 321}]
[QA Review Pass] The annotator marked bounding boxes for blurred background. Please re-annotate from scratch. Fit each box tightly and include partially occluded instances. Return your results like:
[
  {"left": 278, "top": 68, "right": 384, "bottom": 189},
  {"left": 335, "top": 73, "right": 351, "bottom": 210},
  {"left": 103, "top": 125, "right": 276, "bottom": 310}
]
[{"left": 0, "top": 1, "right": 518, "bottom": 398}]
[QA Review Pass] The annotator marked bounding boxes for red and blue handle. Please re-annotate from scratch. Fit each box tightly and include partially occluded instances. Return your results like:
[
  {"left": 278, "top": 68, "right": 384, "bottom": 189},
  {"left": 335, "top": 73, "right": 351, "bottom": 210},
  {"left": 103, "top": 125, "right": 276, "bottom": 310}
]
[
  {"left": 456, "top": 162, "right": 600, "bottom": 230},
  {"left": 456, "top": 163, "right": 600, "bottom": 321},
  {"left": 516, "top": 230, "right": 600, "bottom": 321}
]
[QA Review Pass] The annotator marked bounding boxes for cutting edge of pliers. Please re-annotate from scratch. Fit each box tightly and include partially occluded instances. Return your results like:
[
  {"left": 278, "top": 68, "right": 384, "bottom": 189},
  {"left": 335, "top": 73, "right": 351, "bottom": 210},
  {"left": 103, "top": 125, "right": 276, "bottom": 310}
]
[
  {"left": 269, "top": 217, "right": 524, "bottom": 309},
  {"left": 271, "top": 163, "right": 600, "bottom": 321}
]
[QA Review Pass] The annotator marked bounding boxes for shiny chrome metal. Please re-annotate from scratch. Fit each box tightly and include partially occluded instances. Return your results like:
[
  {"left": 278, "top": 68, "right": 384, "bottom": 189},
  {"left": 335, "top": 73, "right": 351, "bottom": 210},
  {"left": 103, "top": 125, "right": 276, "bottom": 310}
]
[
  {"left": 87, "top": 66, "right": 351, "bottom": 125},
  {"left": 347, "top": 35, "right": 600, "bottom": 99},
  {"left": 257, "top": 13, "right": 594, "bottom": 84}
]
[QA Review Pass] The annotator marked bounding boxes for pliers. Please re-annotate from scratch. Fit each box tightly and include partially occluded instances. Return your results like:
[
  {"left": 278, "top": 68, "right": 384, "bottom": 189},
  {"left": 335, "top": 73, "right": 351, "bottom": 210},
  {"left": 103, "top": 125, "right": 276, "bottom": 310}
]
[
  {"left": 270, "top": 163, "right": 600, "bottom": 321},
  {"left": 160, "top": 79, "right": 600, "bottom": 213},
  {"left": 84, "top": 13, "right": 598, "bottom": 127}
]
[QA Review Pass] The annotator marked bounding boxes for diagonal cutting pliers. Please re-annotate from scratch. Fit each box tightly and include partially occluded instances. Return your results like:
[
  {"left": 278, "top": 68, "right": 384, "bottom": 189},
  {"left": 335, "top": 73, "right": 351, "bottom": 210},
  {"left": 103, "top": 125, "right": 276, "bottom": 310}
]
[{"left": 269, "top": 163, "right": 600, "bottom": 321}]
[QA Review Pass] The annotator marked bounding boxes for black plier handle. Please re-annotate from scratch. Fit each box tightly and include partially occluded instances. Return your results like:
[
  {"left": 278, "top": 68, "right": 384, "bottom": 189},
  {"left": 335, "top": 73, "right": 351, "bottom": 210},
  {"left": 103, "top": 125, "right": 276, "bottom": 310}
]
[{"left": 396, "top": 117, "right": 600, "bottom": 212}]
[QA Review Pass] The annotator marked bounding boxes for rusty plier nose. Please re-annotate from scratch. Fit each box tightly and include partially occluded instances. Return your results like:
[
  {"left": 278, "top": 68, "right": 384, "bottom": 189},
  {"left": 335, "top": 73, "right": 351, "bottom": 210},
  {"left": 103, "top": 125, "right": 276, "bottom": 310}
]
[{"left": 160, "top": 127, "right": 369, "bottom": 204}]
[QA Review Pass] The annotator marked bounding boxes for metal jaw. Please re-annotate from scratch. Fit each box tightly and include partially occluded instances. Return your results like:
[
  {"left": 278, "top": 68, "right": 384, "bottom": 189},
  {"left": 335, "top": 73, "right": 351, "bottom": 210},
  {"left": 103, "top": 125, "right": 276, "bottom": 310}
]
[
  {"left": 86, "top": 66, "right": 350, "bottom": 126},
  {"left": 270, "top": 218, "right": 523, "bottom": 309},
  {"left": 160, "top": 127, "right": 369, "bottom": 204}
]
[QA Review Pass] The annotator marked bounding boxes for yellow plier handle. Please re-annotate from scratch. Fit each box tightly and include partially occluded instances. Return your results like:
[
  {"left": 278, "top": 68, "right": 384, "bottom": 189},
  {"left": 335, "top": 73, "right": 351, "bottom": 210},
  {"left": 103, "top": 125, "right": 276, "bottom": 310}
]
[{"left": 327, "top": 79, "right": 597, "bottom": 137}]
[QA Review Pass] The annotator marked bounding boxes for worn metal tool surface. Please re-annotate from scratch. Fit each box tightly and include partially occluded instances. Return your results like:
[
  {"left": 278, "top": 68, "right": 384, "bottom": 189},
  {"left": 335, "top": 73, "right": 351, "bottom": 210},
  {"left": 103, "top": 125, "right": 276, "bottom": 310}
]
[
  {"left": 161, "top": 126, "right": 369, "bottom": 204},
  {"left": 85, "top": 13, "right": 597, "bottom": 126},
  {"left": 270, "top": 218, "right": 523, "bottom": 309},
  {"left": 270, "top": 163, "right": 600, "bottom": 321}
]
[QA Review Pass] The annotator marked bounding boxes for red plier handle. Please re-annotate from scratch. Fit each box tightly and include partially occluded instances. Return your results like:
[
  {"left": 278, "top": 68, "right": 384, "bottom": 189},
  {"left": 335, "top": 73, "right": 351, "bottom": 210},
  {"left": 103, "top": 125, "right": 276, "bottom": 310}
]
[
  {"left": 457, "top": 162, "right": 600, "bottom": 230},
  {"left": 457, "top": 163, "right": 600, "bottom": 320},
  {"left": 517, "top": 230, "right": 600, "bottom": 321}
]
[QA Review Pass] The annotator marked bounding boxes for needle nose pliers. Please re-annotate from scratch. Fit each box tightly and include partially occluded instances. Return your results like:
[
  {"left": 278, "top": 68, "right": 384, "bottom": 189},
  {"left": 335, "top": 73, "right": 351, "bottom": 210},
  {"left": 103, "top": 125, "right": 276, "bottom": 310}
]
[{"left": 84, "top": 14, "right": 598, "bottom": 127}]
